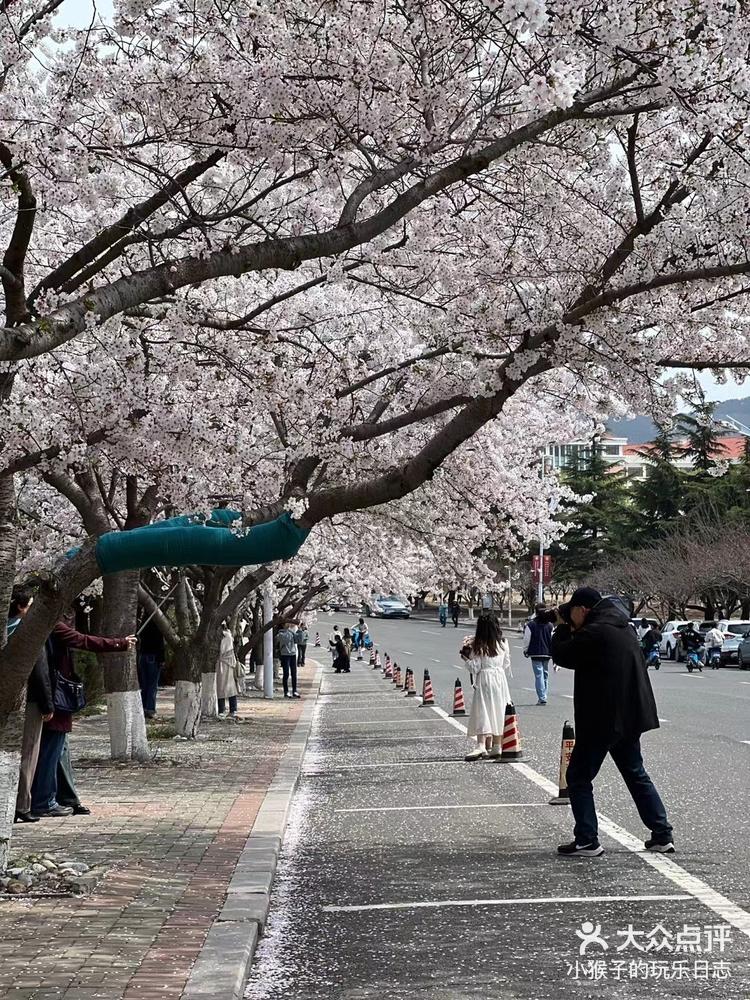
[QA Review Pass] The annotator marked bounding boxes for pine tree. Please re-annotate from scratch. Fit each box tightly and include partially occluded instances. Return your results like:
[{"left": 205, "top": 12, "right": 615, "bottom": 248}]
[
  {"left": 550, "top": 439, "right": 630, "bottom": 586},
  {"left": 676, "top": 402, "right": 729, "bottom": 511},
  {"left": 626, "top": 424, "right": 684, "bottom": 545}
]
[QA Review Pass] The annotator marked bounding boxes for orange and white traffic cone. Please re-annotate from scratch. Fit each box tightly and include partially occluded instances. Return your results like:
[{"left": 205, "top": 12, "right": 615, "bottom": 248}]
[
  {"left": 370, "top": 649, "right": 376, "bottom": 666},
  {"left": 420, "top": 669, "right": 435, "bottom": 706},
  {"left": 405, "top": 667, "right": 417, "bottom": 696},
  {"left": 451, "top": 678, "right": 467, "bottom": 716},
  {"left": 499, "top": 703, "right": 525, "bottom": 761},
  {"left": 375, "top": 650, "right": 381, "bottom": 670},
  {"left": 549, "top": 721, "right": 575, "bottom": 804},
  {"left": 402, "top": 665, "right": 410, "bottom": 692},
  {"left": 314, "top": 633, "right": 321, "bottom": 647},
  {"left": 393, "top": 663, "right": 401, "bottom": 687},
  {"left": 384, "top": 654, "right": 392, "bottom": 678}
]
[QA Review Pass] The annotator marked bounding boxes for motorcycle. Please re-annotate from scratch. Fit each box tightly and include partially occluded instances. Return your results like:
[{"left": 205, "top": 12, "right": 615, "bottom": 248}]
[
  {"left": 645, "top": 644, "right": 661, "bottom": 670},
  {"left": 686, "top": 648, "right": 703, "bottom": 673},
  {"left": 707, "top": 647, "right": 721, "bottom": 670}
]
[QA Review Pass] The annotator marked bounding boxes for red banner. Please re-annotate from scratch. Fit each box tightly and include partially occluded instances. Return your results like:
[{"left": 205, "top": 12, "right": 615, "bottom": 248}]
[{"left": 532, "top": 555, "right": 554, "bottom": 584}]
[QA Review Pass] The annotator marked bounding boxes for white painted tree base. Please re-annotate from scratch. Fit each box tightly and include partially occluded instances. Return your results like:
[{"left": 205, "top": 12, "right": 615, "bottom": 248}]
[
  {"left": 201, "top": 672, "right": 218, "bottom": 718},
  {"left": 175, "top": 680, "right": 201, "bottom": 738},
  {"left": 0, "top": 750, "right": 20, "bottom": 870},
  {"left": 106, "top": 690, "right": 150, "bottom": 762}
]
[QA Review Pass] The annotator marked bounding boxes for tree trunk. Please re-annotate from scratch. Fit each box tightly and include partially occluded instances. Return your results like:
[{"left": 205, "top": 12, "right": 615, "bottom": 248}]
[
  {"left": 0, "top": 692, "right": 24, "bottom": 871},
  {"left": 99, "top": 571, "right": 149, "bottom": 762},
  {"left": 0, "top": 475, "right": 17, "bottom": 643},
  {"left": 201, "top": 671, "right": 218, "bottom": 717},
  {"left": 173, "top": 645, "right": 201, "bottom": 738}
]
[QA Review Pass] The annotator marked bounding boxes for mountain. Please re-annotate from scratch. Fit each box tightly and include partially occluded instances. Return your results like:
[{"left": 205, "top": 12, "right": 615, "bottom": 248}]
[{"left": 608, "top": 397, "right": 750, "bottom": 444}]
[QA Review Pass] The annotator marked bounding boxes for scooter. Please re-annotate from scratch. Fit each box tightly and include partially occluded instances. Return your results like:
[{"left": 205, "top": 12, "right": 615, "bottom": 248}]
[
  {"left": 707, "top": 647, "right": 722, "bottom": 670},
  {"left": 645, "top": 644, "right": 661, "bottom": 670},
  {"left": 686, "top": 648, "right": 703, "bottom": 673}
]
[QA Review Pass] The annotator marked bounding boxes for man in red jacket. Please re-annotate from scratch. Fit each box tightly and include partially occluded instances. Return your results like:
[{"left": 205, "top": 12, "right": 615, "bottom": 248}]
[{"left": 30, "top": 620, "right": 135, "bottom": 818}]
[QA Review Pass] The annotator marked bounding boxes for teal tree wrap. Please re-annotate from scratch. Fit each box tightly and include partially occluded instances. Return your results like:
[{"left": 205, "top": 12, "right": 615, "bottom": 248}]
[{"left": 94, "top": 511, "right": 309, "bottom": 575}]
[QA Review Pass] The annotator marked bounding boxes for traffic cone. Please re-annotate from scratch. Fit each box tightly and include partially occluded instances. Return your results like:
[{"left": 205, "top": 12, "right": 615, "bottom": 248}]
[
  {"left": 405, "top": 667, "right": 417, "bottom": 696},
  {"left": 314, "top": 633, "right": 321, "bottom": 647},
  {"left": 499, "top": 703, "right": 525, "bottom": 761},
  {"left": 549, "top": 721, "right": 575, "bottom": 804},
  {"left": 393, "top": 663, "right": 401, "bottom": 687},
  {"left": 451, "top": 678, "right": 466, "bottom": 716},
  {"left": 370, "top": 649, "right": 376, "bottom": 667},
  {"left": 420, "top": 669, "right": 435, "bottom": 706},
  {"left": 384, "top": 654, "right": 392, "bottom": 678},
  {"left": 375, "top": 650, "right": 381, "bottom": 669},
  {"left": 402, "top": 665, "right": 410, "bottom": 692}
]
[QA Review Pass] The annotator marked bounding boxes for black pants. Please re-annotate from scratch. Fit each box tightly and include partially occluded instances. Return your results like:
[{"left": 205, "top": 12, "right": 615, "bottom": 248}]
[
  {"left": 218, "top": 696, "right": 238, "bottom": 714},
  {"left": 451, "top": 611, "right": 459, "bottom": 627},
  {"left": 567, "top": 736, "right": 673, "bottom": 845},
  {"left": 297, "top": 644, "right": 306, "bottom": 667},
  {"left": 281, "top": 655, "right": 297, "bottom": 695}
]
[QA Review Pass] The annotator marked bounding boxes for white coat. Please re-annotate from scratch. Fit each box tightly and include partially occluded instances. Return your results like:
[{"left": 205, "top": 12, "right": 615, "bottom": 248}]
[
  {"left": 216, "top": 630, "right": 239, "bottom": 699},
  {"left": 465, "top": 640, "right": 512, "bottom": 738}
]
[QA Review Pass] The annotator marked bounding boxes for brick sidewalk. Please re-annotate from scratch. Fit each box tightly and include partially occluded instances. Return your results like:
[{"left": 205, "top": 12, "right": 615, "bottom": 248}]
[{"left": 0, "top": 669, "right": 317, "bottom": 1000}]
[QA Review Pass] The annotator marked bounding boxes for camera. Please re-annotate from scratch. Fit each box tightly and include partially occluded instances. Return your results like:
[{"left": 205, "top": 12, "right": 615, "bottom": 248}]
[{"left": 556, "top": 604, "right": 572, "bottom": 625}]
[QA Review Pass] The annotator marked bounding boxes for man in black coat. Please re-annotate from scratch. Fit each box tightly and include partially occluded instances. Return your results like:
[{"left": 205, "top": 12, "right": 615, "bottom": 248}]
[{"left": 551, "top": 586, "right": 674, "bottom": 858}]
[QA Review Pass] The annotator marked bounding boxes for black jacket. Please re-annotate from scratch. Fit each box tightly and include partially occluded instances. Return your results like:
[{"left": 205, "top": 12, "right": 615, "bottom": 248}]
[
  {"left": 550, "top": 598, "right": 660, "bottom": 747},
  {"left": 28, "top": 649, "right": 55, "bottom": 715}
]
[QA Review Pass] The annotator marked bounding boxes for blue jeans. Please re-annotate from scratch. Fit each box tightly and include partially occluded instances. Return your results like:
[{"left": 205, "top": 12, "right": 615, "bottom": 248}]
[
  {"left": 56, "top": 735, "right": 81, "bottom": 808},
  {"left": 567, "top": 736, "right": 673, "bottom": 845},
  {"left": 531, "top": 657, "right": 549, "bottom": 702},
  {"left": 138, "top": 654, "right": 161, "bottom": 714},
  {"left": 31, "top": 729, "right": 67, "bottom": 813}
]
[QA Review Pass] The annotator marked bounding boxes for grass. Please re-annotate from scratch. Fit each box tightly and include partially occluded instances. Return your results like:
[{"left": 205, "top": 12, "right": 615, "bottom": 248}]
[{"left": 146, "top": 722, "right": 177, "bottom": 740}]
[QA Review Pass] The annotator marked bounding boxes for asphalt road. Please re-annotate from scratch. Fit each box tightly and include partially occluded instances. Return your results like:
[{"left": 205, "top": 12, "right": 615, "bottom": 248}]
[{"left": 245, "top": 616, "right": 750, "bottom": 1000}]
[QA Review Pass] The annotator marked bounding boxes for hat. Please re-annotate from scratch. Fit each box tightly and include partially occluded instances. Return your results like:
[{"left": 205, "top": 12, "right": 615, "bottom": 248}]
[{"left": 568, "top": 586, "right": 602, "bottom": 609}]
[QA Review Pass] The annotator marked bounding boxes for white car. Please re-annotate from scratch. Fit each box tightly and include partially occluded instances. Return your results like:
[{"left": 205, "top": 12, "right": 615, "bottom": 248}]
[
  {"left": 703, "top": 619, "right": 750, "bottom": 664},
  {"left": 660, "top": 621, "right": 691, "bottom": 660}
]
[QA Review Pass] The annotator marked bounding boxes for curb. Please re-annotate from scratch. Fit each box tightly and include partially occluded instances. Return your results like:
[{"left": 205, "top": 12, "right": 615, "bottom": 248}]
[{"left": 181, "top": 663, "right": 323, "bottom": 1000}]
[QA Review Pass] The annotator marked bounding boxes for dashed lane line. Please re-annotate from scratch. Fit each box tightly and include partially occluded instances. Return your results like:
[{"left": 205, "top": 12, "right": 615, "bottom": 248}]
[
  {"left": 335, "top": 802, "right": 550, "bottom": 814},
  {"left": 322, "top": 894, "right": 691, "bottom": 914},
  {"left": 426, "top": 705, "right": 750, "bottom": 941}
]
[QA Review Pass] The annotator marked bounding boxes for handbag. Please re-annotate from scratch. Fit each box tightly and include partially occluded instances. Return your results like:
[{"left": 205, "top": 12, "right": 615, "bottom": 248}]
[{"left": 53, "top": 671, "right": 87, "bottom": 714}]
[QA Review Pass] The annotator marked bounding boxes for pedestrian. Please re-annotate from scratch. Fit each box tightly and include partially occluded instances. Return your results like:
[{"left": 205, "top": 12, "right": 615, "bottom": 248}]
[
  {"left": 523, "top": 603, "right": 554, "bottom": 705},
  {"left": 217, "top": 623, "right": 242, "bottom": 718},
  {"left": 295, "top": 621, "right": 308, "bottom": 667},
  {"left": 328, "top": 625, "right": 342, "bottom": 662},
  {"left": 332, "top": 636, "right": 351, "bottom": 673},
  {"left": 355, "top": 617, "right": 369, "bottom": 650},
  {"left": 703, "top": 621, "right": 724, "bottom": 669},
  {"left": 438, "top": 602, "right": 448, "bottom": 627},
  {"left": 342, "top": 627, "right": 353, "bottom": 655},
  {"left": 450, "top": 600, "right": 460, "bottom": 628},
  {"left": 8, "top": 589, "right": 55, "bottom": 824},
  {"left": 31, "top": 617, "right": 136, "bottom": 818},
  {"left": 460, "top": 613, "right": 512, "bottom": 761},
  {"left": 137, "top": 612, "right": 165, "bottom": 719},
  {"left": 276, "top": 621, "right": 300, "bottom": 698},
  {"left": 551, "top": 586, "right": 674, "bottom": 857}
]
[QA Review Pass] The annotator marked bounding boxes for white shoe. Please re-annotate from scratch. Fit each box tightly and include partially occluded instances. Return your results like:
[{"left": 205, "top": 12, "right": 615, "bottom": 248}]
[
  {"left": 486, "top": 745, "right": 502, "bottom": 759},
  {"left": 465, "top": 747, "right": 486, "bottom": 761},
  {"left": 217, "top": 712, "right": 227, "bottom": 719}
]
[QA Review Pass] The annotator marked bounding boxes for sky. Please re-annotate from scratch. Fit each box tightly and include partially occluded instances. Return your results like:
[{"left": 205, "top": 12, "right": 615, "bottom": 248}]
[{"left": 55, "top": 2, "right": 750, "bottom": 405}]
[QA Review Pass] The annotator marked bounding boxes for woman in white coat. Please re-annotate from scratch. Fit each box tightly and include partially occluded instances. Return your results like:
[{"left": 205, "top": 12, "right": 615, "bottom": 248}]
[
  {"left": 217, "top": 625, "right": 241, "bottom": 719},
  {"left": 461, "top": 613, "right": 512, "bottom": 761}
]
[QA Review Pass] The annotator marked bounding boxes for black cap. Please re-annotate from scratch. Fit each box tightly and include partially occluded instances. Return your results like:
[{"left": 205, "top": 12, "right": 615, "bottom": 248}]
[{"left": 569, "top": 586, "right": 602, "bottom": 609}]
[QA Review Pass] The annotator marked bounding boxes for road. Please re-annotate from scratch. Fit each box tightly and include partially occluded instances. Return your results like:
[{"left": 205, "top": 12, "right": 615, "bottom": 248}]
[{"left": 245, "top": 616, "right": 750, "bottom": 999}]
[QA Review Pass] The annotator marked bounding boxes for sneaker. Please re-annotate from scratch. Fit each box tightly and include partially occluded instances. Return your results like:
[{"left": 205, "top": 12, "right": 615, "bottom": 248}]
[
  {"left": 486, "top": 745, "right": 502, "bottom": 759},
  {"left": 217, "top": 712, "right": 227, "bottom": 719},
  {"left": 645, "top": 837, "right": 676, "bottom": 853},
  {"left": 292, "top": 692, "right": 301, "bottom": 698},
  {"left": 284, "top": 692, "right": 292, "bottom": 698},
  {"left": 536, "top": 700, "right": 547, "bottom": 706},
  {"left": 464, "top": 747, "right": 486, "bottom": 761},
  {"left": 557, "top": 840, "right": 604, "bottom": 857}
]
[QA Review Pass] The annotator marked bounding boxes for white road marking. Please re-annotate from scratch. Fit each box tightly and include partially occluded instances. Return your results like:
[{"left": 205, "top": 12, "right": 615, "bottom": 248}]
[
  {"left": 402, "top": 650, "right": 414, "bottom": 655},
  {"left": 322, "top": 894, "right": 691, "bottom": 914},
  {"left": 561, "top": 694, "right": 574, "bottom": 700},
  {"left": 430, "top": 704, "right": 473, "bottom": 734},
  {"left": 335, "top": 802, "right": 550, "bottom": 814},
  {"left": 305, "top": 760, "right": 467, "bottom": 771},
  {"left": 429, "top": 706, "right": 750, "bottom": 941},
  {"left": 321, "top": 718, "right": 446, "bottom": 726},
  {"left": 658, "top": 718, "right": 670, "bottom": 723},
  {"left": 430, "top": 658, "right": 441, "bottom": 663},
  {"left": 310, "top": 734, "right": 466, "bottom": 747},
  {"left": 742, "top": 741, "right": 750, "bottom": 746},
  {"left": 420, "top": 630, "right": 435, "bottom": 635}
]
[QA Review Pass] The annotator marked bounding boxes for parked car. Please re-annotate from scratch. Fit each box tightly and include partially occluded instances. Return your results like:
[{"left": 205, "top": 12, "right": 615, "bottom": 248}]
[
  {"left": 737, "top": 633, "right": 750, "bottom": 669},
  {"left": 629, "top": 618, "right": 661, "bottom": 639},
  {"left": 660, "top": 621, "right": 691, "bottom": 660},
  {"left": 364, "top": 595, "right": 411, "bottom": 619}
]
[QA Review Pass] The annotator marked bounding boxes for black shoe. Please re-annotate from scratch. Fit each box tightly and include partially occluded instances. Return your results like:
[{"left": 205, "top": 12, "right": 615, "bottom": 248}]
[
  {"left": 558, "top": 840, "right": 604, "bottom": 857},
  {"left": 72, "top": 804, "right": 91, "bottom": 816},
  {"left": 35, "top": 804, "right": 74, "bottom": 817},
  {"left": 284, "top": 692, "right": 292, "bottom": 698},
  {"left": 292, "top": 692, "right": 301, "bottom": 698},
  {"left": 645, "top": 837, "right": 675, "bottom": 853},
  {"left": 14, "top": 811, "right": 40, "bottom": 823}
]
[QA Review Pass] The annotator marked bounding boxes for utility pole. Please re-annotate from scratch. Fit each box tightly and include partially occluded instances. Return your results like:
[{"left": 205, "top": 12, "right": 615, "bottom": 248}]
[
  {"left": 263, "top": 583, "right": 274, "bottom": 699},
  {"left": 507, "top": 566, "right": 512, "bottom": 630},
  {"left": 538, "top": 451, "right": 547, "bottom": 606}
]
